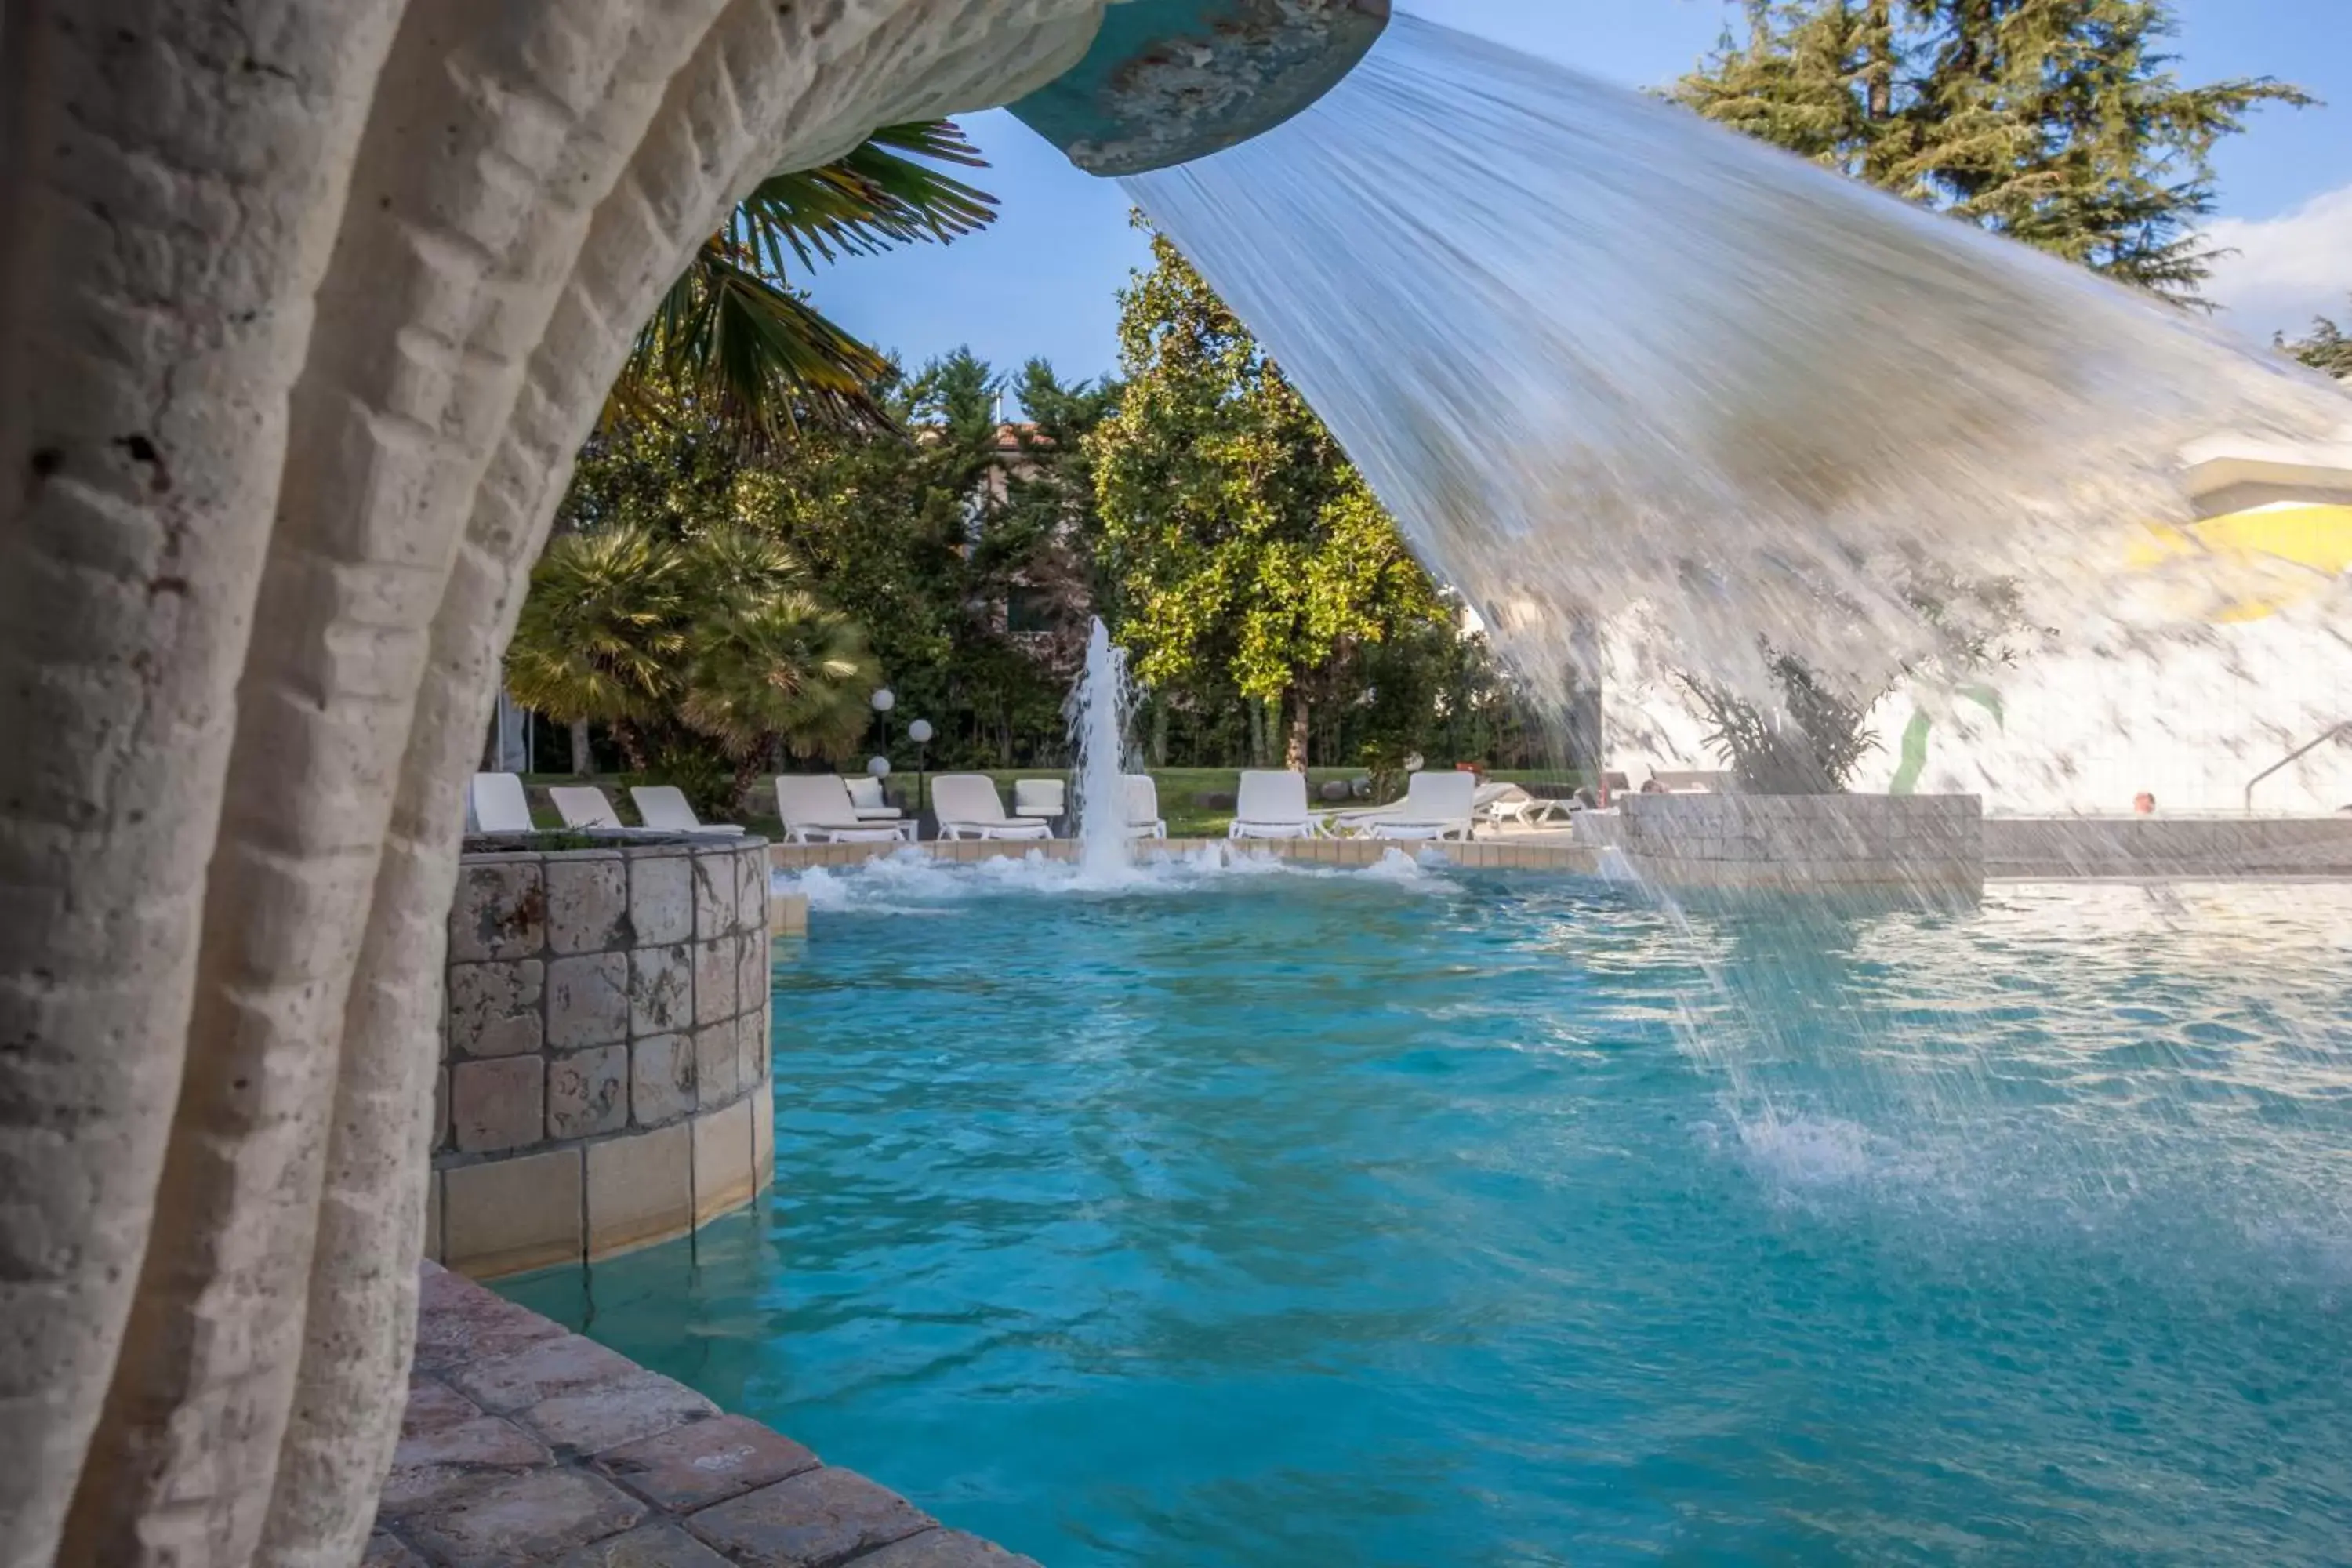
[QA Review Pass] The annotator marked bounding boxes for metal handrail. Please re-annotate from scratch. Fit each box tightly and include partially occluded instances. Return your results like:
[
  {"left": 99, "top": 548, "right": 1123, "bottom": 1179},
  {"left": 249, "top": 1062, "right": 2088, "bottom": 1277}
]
[{"left": 2244, "top": 721, "right": 2352, "bottom": 815}]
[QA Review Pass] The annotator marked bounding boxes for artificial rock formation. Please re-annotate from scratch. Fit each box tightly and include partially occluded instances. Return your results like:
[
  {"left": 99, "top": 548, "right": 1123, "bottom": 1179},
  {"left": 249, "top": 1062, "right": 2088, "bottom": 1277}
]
[{"left": 0, "top": 2, "right": 1105, "bottom": 1563}]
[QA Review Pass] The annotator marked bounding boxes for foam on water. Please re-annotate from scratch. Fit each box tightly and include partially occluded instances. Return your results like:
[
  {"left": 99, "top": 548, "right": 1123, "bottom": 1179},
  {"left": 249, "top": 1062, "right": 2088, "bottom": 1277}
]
[
  {"left": 772, "top": 840, "right": 1461, "bottom": 911},
  {"left": 1127, "top": 16, "right": 2352, "bottom": 772}
]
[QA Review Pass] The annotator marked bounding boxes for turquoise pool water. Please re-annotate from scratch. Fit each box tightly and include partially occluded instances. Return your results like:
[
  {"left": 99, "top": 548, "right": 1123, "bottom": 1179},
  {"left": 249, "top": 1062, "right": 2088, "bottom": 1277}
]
[{"left": 507, "top": 858, "right": 2352, "bottom": 1566}]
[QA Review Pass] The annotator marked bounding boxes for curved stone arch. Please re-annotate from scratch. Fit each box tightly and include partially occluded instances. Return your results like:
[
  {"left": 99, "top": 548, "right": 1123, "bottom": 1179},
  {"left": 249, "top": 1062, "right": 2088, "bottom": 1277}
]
[{"left": 0, "top": 2, "right": 1104, "bottom": 1563}]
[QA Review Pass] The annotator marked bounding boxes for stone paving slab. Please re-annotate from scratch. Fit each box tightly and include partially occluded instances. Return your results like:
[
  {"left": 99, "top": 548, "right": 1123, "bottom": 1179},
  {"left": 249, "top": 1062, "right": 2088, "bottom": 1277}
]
[{"left": 382, "top": 1264, "right": 1042, "bottom": 1566}]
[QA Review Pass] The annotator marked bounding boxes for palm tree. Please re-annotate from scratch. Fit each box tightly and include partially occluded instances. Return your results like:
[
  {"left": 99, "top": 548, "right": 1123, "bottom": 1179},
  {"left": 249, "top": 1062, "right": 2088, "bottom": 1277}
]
[
  {"left": 504, "top": 523, "right": 880, "bottom": 800},
  {"left": 504, "top": 526, "right": 687, "bottom": 771},
  {"left": 675, "top": 528, "right": 877, "bottom": 775},
  {"left": 605, "top": 120, "right": 998, "bottom": 441}
]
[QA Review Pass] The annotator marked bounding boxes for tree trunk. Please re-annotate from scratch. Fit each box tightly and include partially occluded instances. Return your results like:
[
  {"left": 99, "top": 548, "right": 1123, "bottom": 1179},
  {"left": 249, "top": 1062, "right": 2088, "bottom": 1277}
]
[
  {"left": 1864, "top": 0, "right": 1894, "bottom": 123},
  {"left": 0, "top": 2, "right": 1110, "bottom": 1564},
  {"left": 1286, "top": 691, "right": 1312, "bottom": 771},
  {"left": 1247, "top": 697, "right": 1266, "bottom": 768},
  {"left": 1149, "top": 695, "right": 1170, "bottom": 768},
  {"left": 568, "top": 716, "right": 594, "bottom": 777}
]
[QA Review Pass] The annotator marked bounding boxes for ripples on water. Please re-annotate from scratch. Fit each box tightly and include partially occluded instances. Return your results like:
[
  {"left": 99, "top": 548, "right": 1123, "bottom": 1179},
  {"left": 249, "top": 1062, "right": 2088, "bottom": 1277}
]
[{"left": 510, "top": 863, "right": 2352, "bottom": 1567}]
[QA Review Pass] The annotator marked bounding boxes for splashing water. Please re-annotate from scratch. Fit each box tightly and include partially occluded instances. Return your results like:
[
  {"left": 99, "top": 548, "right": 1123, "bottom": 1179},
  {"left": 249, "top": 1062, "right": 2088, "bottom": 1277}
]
[
  {"left": 1067, "top": 618, "right": 1138, "bottom": 876},
  {"left": 1127, "top": 16, "right": 2352, "bottom": 777}
]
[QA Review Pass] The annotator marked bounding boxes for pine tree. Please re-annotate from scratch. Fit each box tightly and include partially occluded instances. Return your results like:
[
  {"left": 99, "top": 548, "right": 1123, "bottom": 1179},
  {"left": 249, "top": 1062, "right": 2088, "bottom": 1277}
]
[
  {"left": 2280, "top": 304, "right": 2352, "bottom": 380},
  {"left": 1675, "top": 0, "right": 2310, "bottom": 302}
]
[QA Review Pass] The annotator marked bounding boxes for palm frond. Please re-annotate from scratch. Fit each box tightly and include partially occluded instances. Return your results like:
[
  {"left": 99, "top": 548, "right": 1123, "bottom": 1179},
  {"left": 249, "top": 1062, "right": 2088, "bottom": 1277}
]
[
  {"left": 734, "top": 121, "right": 997, "bottom": 274},
  {"left": 604, "top": 119, "right": 997, "bottom": 442}
]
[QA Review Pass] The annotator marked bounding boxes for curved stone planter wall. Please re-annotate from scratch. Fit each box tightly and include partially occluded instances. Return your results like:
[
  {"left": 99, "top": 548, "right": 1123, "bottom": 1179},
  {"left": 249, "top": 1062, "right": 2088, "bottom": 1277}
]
[
  {"left": 428, "top": 835, "right": 776, "bottom": 1278},
  {"left": 1580, "top": 793, "right": 1984, "bottom": 898}
]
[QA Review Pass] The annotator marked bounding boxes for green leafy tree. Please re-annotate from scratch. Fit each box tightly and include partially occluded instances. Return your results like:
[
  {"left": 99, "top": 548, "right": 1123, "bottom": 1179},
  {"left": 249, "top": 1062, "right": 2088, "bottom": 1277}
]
[
  {"left": 1676, "top": 0, "right": 2310, "bottom": 300},
  {"left": 1092, "top": 227, "right": 1450, "bottom": 768},
  {"left": 2281, "top": 303, "right": 2352, "bottom": 379},
  {"left": 567, "top": 348, "right": 1102, "bottom": 770},
  {"left": 605, "top": 121, "right": 997, "bottom": 441}
]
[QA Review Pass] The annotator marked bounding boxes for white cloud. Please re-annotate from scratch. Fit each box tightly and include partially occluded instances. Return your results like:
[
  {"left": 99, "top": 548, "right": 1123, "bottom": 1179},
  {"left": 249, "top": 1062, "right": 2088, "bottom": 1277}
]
[{"left": 2203, "top": 183, "right": 2352, "bottom": 343}]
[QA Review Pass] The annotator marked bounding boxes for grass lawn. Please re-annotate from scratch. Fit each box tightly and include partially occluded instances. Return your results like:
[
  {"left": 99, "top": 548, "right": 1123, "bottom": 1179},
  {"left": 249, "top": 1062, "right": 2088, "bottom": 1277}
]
[{"left": 515, "top": 766, "right": 1587, "bottom": 840}]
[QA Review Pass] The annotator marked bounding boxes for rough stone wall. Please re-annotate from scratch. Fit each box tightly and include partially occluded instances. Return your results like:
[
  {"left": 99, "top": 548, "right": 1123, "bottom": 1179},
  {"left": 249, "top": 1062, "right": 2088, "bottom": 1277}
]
[
  {"left": 1581, "top": 794, "right": 1985, "bottom": 894},
  {"left": 1984, "top": 815, "right": 2352, "bottom": 877},
  {"left": 431, "top": 839, "right": 776, "bottom": 1279},
  {"left": 0, "top": 2, "right": 1106, "bottom": 1564}
]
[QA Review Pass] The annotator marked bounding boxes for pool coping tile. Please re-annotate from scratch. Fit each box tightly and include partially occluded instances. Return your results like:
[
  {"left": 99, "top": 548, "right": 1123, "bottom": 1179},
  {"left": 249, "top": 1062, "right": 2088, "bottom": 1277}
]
[{"left": 381, "top": 1265, "right": 1025, "bottom": 1568}]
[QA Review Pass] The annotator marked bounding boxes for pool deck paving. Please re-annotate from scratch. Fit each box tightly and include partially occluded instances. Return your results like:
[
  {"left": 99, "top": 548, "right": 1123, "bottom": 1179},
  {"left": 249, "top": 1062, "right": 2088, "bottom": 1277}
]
[{"left": 373, "top": 1262, "right": 1039, "bottom": 1567}]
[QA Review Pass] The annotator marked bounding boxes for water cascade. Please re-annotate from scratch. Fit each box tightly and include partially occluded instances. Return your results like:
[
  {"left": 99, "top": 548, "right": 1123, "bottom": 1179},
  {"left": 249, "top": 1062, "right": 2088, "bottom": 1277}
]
[
  {"left": 1067, "top": 617, "right": 1138, "bottom": 876},
  {"left": 1127, "top": 17, "right": 2352, "bottom": 789}
]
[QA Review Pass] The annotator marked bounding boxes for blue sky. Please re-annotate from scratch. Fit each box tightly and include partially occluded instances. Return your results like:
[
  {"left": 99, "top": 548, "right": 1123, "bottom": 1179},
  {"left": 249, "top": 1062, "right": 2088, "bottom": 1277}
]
[{"left": 807, "top": 0, "right": 2352, "bottom": 398}]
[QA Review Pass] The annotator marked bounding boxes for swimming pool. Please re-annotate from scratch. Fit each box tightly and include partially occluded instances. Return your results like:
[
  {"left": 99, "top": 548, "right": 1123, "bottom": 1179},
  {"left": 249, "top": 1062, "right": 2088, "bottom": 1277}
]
[{"left": 506, "top": 857, "right": 2352, "bottom": 1566}]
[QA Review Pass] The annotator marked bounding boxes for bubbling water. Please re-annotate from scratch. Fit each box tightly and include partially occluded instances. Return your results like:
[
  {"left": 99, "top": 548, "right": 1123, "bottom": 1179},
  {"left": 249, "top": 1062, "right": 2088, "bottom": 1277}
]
[{"left": 1126, "top": 16, "right": 2351, "bottom": 770}]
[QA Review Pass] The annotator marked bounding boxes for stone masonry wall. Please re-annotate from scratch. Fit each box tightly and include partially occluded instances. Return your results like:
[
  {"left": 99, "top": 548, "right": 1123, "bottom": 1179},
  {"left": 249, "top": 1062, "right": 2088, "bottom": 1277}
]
[
  {"left": 1581, "top": 793, "right": 1984, "bottom": 895},
  {"left": 430, "top": 836, "right": 776, "bottom": 1278},
  {"left": 1984, "top": 815, "right": 2352, "bottom": 877}
]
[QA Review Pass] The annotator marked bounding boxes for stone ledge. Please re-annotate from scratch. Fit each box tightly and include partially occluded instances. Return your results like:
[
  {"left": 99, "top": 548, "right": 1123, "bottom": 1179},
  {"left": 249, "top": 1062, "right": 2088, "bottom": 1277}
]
[
  {"left": 373, "top": 1266, "right": 1042, "bottom": 1567},
  {"left": 430, "top": 1092, "right": 767, "bottom": 1280}
]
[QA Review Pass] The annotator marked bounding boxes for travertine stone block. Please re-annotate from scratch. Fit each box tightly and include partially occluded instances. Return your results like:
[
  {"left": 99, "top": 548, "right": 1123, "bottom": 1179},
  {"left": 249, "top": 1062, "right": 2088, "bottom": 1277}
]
[
  {"left": 547, "top": 951, "right": 630, "bottom": 1050},
  {"left": 750, "top": 1077, "right": 775, "bottom": 1193},
  {"left": 546, "top": 854, "right": 628, "bottom": 955},
  {"left": 736, "top": 930, "right": 768, "bottom": 1016},
  {"left": 769, "top": 891, "right": 809, "bottom": 937},
  {"left": 738, "top": 847, "right": 769, "bottom": 934},
  {"left": 691, "top": 853, "right": 735, "bottom": 942},
  {"left": 593, "top": 1413, "right": 816, "bottom": 1513},
  {"left": 736, "top": 1008, "right": 768, "bottom": 1093},
  {"left": 686, "top": 1468, "right": 931, "bottom": 1567},
  {"left": 628, "top": 943, "right": 693, "bottom": 1038},
  {"left": 692, "top": 939, "right": 735, "bottom": 1028},
  {"left": 547, "top": 1045, "right": 628, "bottom": 1141},
  {"left": 691, "top": 1098, "right": 756, "bottom": 1225},
  {"left": 694, "top": 1025, "right": 741, "bottom": 1109},
  {"left": 447, "top": 958, "right": 544, "bottom": 1059},
  {"left": 628, "top": 851, "right": 695, "bottom": 947},
  {"left": 396, "top": 1467, "right": 642, "bottom": 1565},
  {"left": 630, "top": 1034, "right": 695, "bottom": 1128},
  {"left": 444, "top": 1148, "right": 584, "bottom": 1278},
  {"left": 585, "top": 1123, "right": 693, "bottom": 1258},
  {"left": 448, "top": 859, "right": 546, "bottom": 962},
  {"left": 452, "top": 1056, "right": 544, "bottom": 1155}
]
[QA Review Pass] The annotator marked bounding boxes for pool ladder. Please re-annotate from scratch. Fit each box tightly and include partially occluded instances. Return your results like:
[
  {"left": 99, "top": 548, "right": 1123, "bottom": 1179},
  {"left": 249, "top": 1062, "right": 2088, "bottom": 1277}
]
[{"left": 2243, "top": 720, "right": 2351, "bottom": 814}]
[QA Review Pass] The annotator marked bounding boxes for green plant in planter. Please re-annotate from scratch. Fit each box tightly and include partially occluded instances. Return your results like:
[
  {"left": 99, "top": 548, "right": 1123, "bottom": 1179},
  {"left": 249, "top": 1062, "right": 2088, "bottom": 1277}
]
[{"left": 1682, "top": 654, "right": 1880, "bottom": 794}]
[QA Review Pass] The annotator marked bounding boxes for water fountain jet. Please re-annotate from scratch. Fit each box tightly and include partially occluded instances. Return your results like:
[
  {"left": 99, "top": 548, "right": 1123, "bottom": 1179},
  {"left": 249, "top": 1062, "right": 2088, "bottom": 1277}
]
[{"left": 1068, "top": 618, "right": 1140, "bottom": 877}]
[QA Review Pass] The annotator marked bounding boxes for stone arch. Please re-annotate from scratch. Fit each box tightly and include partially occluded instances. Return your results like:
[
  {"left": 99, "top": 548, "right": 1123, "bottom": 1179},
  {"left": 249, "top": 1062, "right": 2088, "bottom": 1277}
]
[{"left": 0, "top": 2, "right": 1104, "bottom": 1563}]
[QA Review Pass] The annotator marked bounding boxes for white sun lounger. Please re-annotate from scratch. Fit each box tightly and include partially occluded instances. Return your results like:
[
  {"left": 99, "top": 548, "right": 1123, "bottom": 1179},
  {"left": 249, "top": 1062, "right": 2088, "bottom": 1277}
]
[
  {"left": 775, "top": 775, "right": 913, "bottom": 844},
  {"left": 1125, "top": 775, "right": 1167, "bottom": 840},
  {"left": 470, "top": 772, "right": 535, "bottom": 834},
  {"left": 1475, "top": 781, "right": 1573, "bottom": 829},
  {"left": 1362, "top": 771, "right": 1479, "bottom": 842},
  {"left": 630, "top": 785, "right": 744, "bottom": 834},
  {"left": 1229, "top": 770, "right": 1319, "bottom": 840},
  {"left": 1012, "top": 778, "right": 1066, "bottom": 823},
  {"left": 549, "top": 785, "right": 628, "bottom": 829},
  {"left": 842, "top": 775, "right": 905, "bottom": 822},
  {"left": 933, "top": 774, "right": 1055, "bottom": 840}
]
